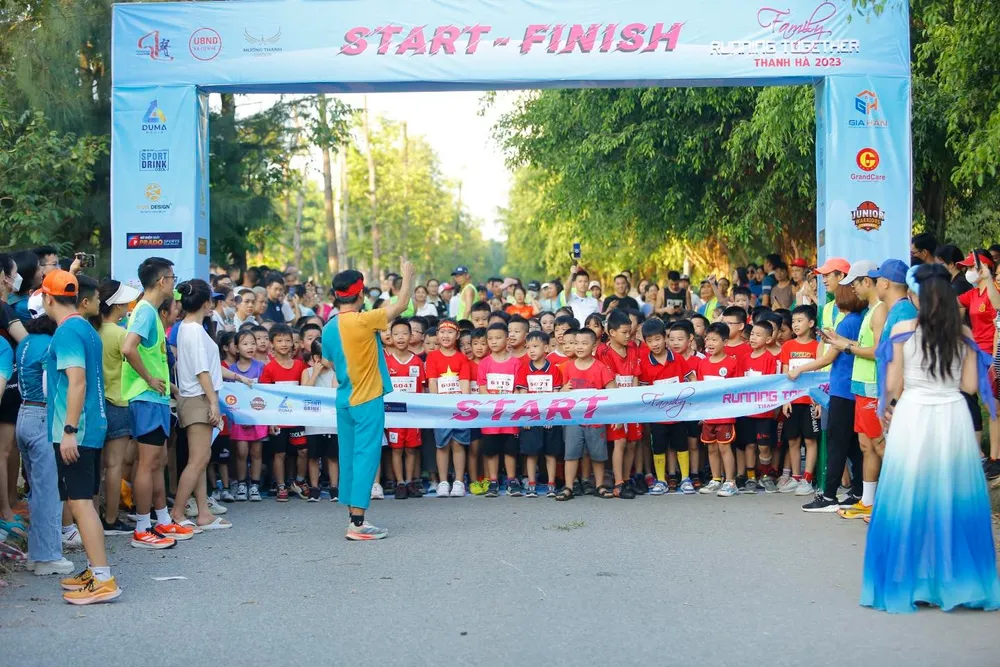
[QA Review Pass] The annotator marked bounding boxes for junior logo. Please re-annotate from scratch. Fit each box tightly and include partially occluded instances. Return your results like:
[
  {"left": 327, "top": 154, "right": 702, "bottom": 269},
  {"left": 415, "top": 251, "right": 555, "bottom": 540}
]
[
  {"left": 137, "top": 30, "right": 174, "bottom": 61},
  {"left": 190, "top": 27, "right": 223, "bottom": 61},
  {"left": 250, "top": 397, "right": 266, "bottom": 411},
  {"left": 851, "top": 201, "right": 885, "bottom": 232},
  {"left": 140, "top": 149, "right": 169, "bottom": 172}
]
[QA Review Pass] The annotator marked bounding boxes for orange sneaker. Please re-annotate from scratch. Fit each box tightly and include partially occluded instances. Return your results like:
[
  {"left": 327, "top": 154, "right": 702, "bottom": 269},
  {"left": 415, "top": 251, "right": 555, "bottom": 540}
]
[
  {"left": 153, "top": 522, "right": 194, "bottom": 541},
  {"left": 131, "top": 529, "right": 175, "bottom": 549},
  {"left": 63, "top": 576, "right": 122, "bottom": 605},
  {"left": 60, "top": 568, "right": 94, "bottom": 591}
]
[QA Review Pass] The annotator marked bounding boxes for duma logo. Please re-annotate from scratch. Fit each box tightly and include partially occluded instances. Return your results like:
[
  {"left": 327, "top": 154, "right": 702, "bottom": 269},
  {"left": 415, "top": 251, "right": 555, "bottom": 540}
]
[
  {"left": 142, "top": 100, "right": 167, "bottom": 133},
  {"left": 278, "top": 396, "right": 292, "bottom": 413}
]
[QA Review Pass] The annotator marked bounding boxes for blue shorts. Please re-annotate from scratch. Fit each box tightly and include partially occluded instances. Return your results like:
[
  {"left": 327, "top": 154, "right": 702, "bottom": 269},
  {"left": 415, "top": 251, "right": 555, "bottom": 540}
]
[
  {"left": 105, "top": 402, "right": 132, "bottom": 440},
  {"left": 129, "top": 400, "right": 171, "bottom": 445},
  {"left": 434, "top": 428, "right": 471, "bottom": 448}
]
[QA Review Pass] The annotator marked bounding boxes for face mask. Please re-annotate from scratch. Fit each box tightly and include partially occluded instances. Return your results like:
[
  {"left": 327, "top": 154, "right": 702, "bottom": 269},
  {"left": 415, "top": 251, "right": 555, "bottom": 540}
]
[
  {"left": 11, "top": 273, "right": 22, "bottom": 292},
  {"left": 224, "top": 307, "right": 236, "bottom": 319},
  {"left": 965, "top": 269, "right": 980, "bottom": 285}
]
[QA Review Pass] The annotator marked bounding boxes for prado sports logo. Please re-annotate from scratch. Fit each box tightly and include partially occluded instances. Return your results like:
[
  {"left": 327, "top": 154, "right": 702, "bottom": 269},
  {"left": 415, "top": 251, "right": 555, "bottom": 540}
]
[
  {"left": 852, "top": 147, "right": 884, "bottom": 182},
  {"left": 851, "top": 201, "right": 885, "bottom": 232},
  {"left": 189, "top": 27, "right": 223, "bottom": 61},
  {"left": 137, "top": 183, "right": 172, "bottom": 214},
  {"left": 849, "top": 90, "right": 888, "bottom": 129},
  {"left": 141, "top": 100, "right": 167, "bottom": 134}
]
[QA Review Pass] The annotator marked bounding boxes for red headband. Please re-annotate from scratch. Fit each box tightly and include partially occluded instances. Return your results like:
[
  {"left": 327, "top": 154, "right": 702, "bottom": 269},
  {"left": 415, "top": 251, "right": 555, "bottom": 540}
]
[
  {"left": 438, "top": 321, "right": 459, "bottom": 332},
  {"left": 335, "top": 278, "right": 365, "bottom": 299}
]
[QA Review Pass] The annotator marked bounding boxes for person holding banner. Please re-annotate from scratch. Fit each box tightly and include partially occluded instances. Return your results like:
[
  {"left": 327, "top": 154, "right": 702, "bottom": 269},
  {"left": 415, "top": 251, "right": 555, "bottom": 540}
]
[{"left": 323, "top": 260, "right": 414, "bottom": 540}]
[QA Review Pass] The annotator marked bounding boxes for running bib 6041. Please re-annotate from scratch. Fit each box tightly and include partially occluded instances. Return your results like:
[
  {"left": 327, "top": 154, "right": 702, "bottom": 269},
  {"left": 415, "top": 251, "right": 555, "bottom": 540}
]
[{"left": 391, "top": 376, "right": 417, "bottom": 393}]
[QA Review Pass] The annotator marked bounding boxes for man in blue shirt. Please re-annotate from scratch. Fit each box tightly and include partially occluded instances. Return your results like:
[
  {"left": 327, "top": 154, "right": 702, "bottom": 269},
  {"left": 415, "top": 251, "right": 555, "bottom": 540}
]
[{"left": 41, "top": 270, "right": 121, "bottom": 605}]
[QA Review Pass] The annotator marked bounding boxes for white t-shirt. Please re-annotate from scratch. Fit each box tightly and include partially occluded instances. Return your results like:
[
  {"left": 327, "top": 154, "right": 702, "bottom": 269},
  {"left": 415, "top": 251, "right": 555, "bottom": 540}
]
[
  {"left": 415, "top": 303, "right": 438, "bottom": 318},
  {"left": 176, "top": 321, "right": 223, "bottom": 397},
  {"left": 303, "top": 366, "right": 338, "bottom": 435},
  {"left": 567, "top": 291, "right": 599, "bottom": 324},
  {"left": 448, "top": 297, "right": 459, "bottom": 318}
]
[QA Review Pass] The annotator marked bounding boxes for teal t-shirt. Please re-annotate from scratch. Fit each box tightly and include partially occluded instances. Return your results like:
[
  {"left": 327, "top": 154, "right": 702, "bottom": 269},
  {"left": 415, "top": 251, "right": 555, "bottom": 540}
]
[
  {"left": 0, "top": 337, "right": 12, "bottom": 384},
  {"left": 126, "top": 300, "right": 169, "bottom": 405},
  {"left": 16, "top": 333, "right": 50, "bottom": 404},
  {"left": 48, "top": 315, "right": 107, "bottom": 449}
]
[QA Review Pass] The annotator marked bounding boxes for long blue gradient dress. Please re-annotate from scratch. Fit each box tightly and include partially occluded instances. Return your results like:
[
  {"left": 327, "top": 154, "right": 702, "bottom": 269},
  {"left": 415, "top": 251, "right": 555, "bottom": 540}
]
[{"left": 862, "top": 330, "right": 1000, "bottom": 613}]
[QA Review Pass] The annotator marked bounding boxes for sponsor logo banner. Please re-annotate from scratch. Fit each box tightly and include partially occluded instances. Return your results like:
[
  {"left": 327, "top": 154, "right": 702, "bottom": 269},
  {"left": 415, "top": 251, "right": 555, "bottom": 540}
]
[
  {"left": 220, "top": 372, "right": 831, "bottom": 428},
  {"left": 126, "top": 232, "right": 183, "bottom": 249},
  {"left": 140, "top": 149, "right": 169, "bottom": 171}
]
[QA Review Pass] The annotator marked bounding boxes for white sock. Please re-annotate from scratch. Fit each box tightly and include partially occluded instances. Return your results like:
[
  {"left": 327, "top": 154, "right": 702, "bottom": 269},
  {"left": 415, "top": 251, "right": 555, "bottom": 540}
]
[
  {"left": 62, "top": 524, "right": 77, "bottom": 535},
  {"left": 862, "top": 481, "right": 877, "bottom": 507},
  {"left": 136, "top": 513, "right": 151, "bottom": 533},
  {"left": 154, "top": 507, "right": 171, "bottom": 526},
  {"left": 91, "top": 566, "right": 112, "bottom": 582}
]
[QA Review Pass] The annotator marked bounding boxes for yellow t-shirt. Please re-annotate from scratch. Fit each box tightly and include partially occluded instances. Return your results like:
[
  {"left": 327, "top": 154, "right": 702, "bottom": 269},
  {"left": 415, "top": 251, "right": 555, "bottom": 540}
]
[
  {"left": 99, "top": 321, "right": 127, "bottom": 407},
  {"left": 322, "top": 308, "right": 392, "bottom": 407}
]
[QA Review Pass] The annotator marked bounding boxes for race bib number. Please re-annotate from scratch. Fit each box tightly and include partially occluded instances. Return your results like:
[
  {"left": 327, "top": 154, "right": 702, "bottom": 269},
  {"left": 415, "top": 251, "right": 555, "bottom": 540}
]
[
  {"left": 391, "top": 376, "right": 417, "bottom": 393},
  {"left": 470, "top": 381, "right": 479, "bottom": 393},
  {"left": 788, "top": 357, "right": 811, "bottom": 370},
  {"left": 744, "top": 370, "right": 761, "bottom": 377},
  {"left": 615, "top": 374, "right": 634, "bottom": 388},
  {"left": 486, "top": 373, "right": 514, "bottom": 393},
  {"left": 527, "top": 375, "right": 553, "bottom": 393},
  {"left": 437, "top": 376, "right": 461, "bottom": 394},
  {"left": 654, "top": 377, "right": 679, "bottom": 385},
  {"left": 702, "top": 375, "right": 724, "bottom": 382},
  {"left": 275, "top": 381, "right": 298, "bottom": 386}
]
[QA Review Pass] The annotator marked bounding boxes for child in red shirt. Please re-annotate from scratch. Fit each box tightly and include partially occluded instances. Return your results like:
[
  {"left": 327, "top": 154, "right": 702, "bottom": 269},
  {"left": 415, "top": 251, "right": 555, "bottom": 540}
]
[
  {"left": 478, "top": 323, "right": 524, "bottom": 497},
  {"left": 385, "top": 319, "right": 426, "bottom": 500},
  {"left": 638, "top": 318, "right": 694, "bottom": 495},
  {"left": 259, "top": 324, "right": 309, "bottom": 502},
  {"left": 557, "top": 328, "right": 616, "bottom": 500},
  {"left": 778, "top": 306, "right": 821, "bottom": 495},
  {"left": 515, "top": 331, "right": 564, "bottom": 497},
  {"left": 697, "top": 322, "right": 742, "bottom": 498},
  {"left": 737, "top": 321, "right": 781, "bottom": 494},
  {"left": 668, "top": 320, "right": 704, "bottom": 491},
  {"left": 425, "top": 319, "right": 472, "bottom": 497},
  {"left": 597, "top": 310, "right": 643, "bottom": 499}
]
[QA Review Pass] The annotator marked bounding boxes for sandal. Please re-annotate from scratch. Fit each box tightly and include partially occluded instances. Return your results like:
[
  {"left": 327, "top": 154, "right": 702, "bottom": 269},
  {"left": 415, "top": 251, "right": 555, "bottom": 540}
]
[
  {"left": 555, "top": 488, "right": 574, "bottom": 502},
  {"left": 597, "top": 485, "right": 614, "bottom": 499},
  {"left": 0, "top": 519, "right": 26, "bottom": 539}
]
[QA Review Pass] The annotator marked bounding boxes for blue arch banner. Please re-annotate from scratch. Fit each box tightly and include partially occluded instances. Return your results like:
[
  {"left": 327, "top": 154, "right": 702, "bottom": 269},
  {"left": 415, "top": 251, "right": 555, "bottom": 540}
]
[{"left": 110, "top": 0, "right": 911, "bottom": 281}]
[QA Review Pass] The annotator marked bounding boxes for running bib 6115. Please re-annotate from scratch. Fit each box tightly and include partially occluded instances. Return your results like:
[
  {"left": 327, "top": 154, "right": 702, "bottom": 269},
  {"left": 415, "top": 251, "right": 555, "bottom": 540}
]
[{"left": 486, "top": 373, "right": 514, "bottom": 393}]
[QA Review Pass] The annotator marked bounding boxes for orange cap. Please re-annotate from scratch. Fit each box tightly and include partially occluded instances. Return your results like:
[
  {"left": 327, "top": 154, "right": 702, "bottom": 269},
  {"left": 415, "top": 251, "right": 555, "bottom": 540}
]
[
  {"left": 813, "top": 258, "right": 851, "bottom": 276},
  {"left": 41, "top": 270, "right": 78, "bottom": 298}
]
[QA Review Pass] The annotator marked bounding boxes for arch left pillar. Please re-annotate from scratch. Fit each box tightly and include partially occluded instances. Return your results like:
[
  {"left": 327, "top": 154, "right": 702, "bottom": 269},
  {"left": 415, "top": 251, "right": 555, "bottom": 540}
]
[{"left": 111, "top": 85, "right": 210, "bottom": 282}]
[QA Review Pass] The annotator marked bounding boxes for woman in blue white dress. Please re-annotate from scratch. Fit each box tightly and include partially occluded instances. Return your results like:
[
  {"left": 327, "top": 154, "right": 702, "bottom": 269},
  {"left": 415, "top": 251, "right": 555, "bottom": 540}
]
[{"left": 863, "top": 263, "right": 1000, "bottom": 613}]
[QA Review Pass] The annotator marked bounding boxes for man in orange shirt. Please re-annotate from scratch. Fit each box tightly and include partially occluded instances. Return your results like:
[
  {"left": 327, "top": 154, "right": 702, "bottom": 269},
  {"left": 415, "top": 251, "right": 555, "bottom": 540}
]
[{"left": 322, "top": 259, "right": 414, "bottom": 540}]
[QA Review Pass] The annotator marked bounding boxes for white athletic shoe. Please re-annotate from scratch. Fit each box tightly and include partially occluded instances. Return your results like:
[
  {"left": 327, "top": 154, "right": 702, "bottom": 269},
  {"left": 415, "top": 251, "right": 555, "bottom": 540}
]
[
  {"left": 33, "top": 557, "right": 75, "bottom": 576},
  {"left": 699, "top": 479, "right": 722, "bottom": 494},
  {"left": 436, "top": 481, "right": 451, "bottom": 497},
  {"left": 449, "top": 481, "right": 466, "bottom": 497},
  {"left": 794, "top": 479, "right": 815, "bottom": 496},
  {"left": 62, "top": 527, "right": 82, "bottom": 549},
  {"left": 371, "top": 483, "right": 384, "bottom": 500},
  {"left": 776, "top": 476, "right": 798, "bottom": 493},
  {"left": 206, "top": 496, "right": 228, "bottom": 515}
]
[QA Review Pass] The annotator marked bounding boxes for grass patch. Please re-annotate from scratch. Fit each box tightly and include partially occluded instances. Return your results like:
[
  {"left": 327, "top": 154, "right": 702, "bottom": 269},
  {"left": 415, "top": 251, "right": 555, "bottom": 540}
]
[{"left": 545, "top": 520, "right": 585, "bottom": 532}]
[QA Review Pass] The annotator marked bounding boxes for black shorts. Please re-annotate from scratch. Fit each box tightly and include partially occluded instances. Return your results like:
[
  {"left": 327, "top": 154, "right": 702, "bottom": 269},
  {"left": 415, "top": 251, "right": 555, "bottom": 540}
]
[
  {"left": 736, "top": 417, "right": 775, "bottom": 449},
  {"left": 784, "top": 403, "right": 820, "bottom": 441},
  {"left": 211, "top": 434, "right": 231, "bottom": 463},
  {"left": 650, "top": 423, "right": 688, "bottom": 455},
  {"left": 519, "top": 426, "right": 563, "bottom": 457},
  {"left": 308, "top": 433, "right": 339, "bottom": 460},
  {"left": 270, "top": 427, "right": 308, "bottom": 456},
  {"left": 482, "top": 433, "right": 519, "bottom": 457},
  {"left": 685, "top": 421, "right": 701, "bottom": 439},
  {"left": 136, "top": 427, "right": 169, "bottom": 447},
  {"left": 54, "top": 443, "right": 101, "bottom": 501},
  {"left": 963, "top": 392, "right": 984, "bottom": 432},
  {"left": 0, "top": 384, "right": 20, "bottom": 424}
]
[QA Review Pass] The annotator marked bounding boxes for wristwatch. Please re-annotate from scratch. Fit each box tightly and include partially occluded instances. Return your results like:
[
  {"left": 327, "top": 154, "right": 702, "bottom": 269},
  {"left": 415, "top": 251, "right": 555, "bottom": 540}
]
[
  {"left": 845, "top": 344, "right": 854, "bottom": 356},
  {"left": 63, "top": 425, "right": 79, "bottom": 435}
]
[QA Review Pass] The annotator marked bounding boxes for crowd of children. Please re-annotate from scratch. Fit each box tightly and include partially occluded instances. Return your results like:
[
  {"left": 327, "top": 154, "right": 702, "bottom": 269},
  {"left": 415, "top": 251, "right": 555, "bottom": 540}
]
[{"left": 4, "top": 244, "right": 1000, "bottom": 608}]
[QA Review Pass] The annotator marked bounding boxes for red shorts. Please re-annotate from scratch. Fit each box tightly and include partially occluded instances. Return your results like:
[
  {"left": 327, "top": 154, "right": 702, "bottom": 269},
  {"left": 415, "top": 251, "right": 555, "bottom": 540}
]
[
  {"left": 853, "top": 396, "right": 883, "bottom": 439},
  {"left": 701, "top": 422, "right": 735, "bottom": 445},
  {"left": 607, "top": 423, "right": 643, "bottom": 442},
  {"left": 388, "top": 428, "right": 421, "bottom": 450}
]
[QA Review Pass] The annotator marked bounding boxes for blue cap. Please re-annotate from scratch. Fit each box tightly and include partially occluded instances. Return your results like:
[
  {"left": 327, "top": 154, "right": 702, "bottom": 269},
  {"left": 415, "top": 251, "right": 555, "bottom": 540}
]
[
  {"left": 450, "top": 266, "right": 469, "bottom": 276},
  {"left": 868, "top": 259, "right": 908, "bottom": 284}
]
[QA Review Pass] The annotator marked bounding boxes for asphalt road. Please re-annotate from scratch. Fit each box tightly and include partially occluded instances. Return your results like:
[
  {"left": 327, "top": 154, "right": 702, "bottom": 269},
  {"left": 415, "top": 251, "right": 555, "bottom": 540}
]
[{"left": 1, "top": 492, "right": 997, "bottom": 667}]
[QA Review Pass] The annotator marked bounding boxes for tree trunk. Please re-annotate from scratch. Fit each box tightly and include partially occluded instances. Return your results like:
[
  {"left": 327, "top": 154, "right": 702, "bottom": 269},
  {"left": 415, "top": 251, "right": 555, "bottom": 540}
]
[
  {"left": 364, "top": 97, "right": 380, "bottom": 281},
  {"left": 920, "top": 172, "right": 948, "bottom": 243},
  {"left": 317, "top": 94, "right": 340, "bottom": 275},
  {"left": 338, "top": 148, "right": 349, "bottom": 270}
]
